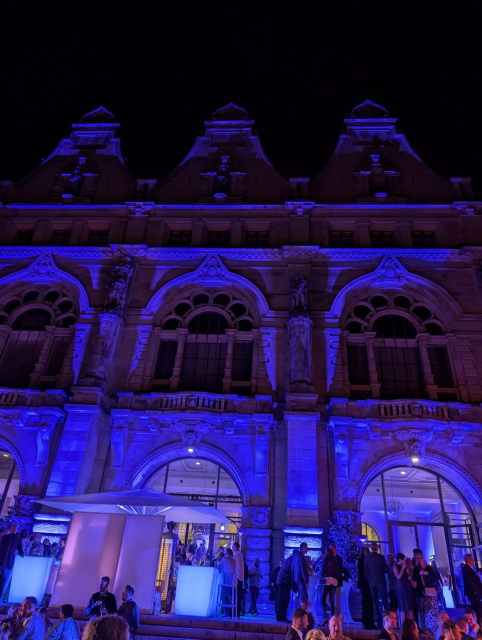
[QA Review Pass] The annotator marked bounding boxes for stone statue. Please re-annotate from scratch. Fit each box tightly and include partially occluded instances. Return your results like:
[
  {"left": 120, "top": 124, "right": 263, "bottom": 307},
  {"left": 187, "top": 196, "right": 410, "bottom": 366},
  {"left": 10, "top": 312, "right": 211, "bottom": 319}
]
[
  {"left": 63, "top": 158, "right": 86, "bottom": 197},
  {"left": 103, "top": 256, "right": 133, "bottom": 315},
  {"left": 291, "top": 275, "right": 309, "bottom": 311}
]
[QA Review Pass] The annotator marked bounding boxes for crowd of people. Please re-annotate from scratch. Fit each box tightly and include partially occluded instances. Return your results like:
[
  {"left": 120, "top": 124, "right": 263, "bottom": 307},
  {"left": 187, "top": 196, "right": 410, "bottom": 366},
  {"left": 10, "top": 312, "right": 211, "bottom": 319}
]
[{"left": 0, "top": 577, "right": 138, "bottom": 640}]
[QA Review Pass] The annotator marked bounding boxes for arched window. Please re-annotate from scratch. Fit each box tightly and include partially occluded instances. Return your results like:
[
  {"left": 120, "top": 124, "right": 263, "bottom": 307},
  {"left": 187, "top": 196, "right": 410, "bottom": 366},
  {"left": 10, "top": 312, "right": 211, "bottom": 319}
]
[
  {"left": 0, "top": 287, "right": 77, "bottom": 390},
  {"left": 345, "top": 292, "right": 456, "bottom": 401},
  {"left": 151, "top": 291, "right": 255, "bottom": 394}
]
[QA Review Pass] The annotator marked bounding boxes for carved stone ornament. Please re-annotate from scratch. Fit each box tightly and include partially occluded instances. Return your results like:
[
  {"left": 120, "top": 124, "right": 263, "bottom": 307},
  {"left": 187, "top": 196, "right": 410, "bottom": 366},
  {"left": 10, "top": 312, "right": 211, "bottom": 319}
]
[
  {"left": 195, "top": 254, "right": 229, "bottom": 282},
  {"left": 372, "top": 255, "right": 408, "bottom": 283},
  {"left": 333, "top": 509, "right": 360, "bottom": 526},
  {"left": 249, "top": 506, "right": 271, "bottom": 528},
  {"left": 27, "top": 253, "right": 58, "bottom": 278},
  {"left": 125, "top": 202, "right": 154, "bottom": 216},
  {"left": 394, "top": 428, "right": 433, "bottom": 458},
  {"left": 13, "top": 494, "right": 37, "bottom": 516},
  {"left": 172, "top": 419, "right": 212, "bottom": 446},
  {"left": 291, "top": 274, "right": 309, "bottom": 311},
  {"left": 103, "top": 256, "right": 134, "bottom": 316}
]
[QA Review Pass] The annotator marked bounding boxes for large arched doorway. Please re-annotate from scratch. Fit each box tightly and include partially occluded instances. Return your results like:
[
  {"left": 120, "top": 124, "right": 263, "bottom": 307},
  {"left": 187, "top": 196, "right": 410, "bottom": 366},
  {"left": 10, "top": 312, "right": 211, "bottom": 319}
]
[
  {"left": 360, "top": 465, "right": 478, "bottom": 607},
  {"left": 0, "top": 449, "right": 20, "bottom": 517}
]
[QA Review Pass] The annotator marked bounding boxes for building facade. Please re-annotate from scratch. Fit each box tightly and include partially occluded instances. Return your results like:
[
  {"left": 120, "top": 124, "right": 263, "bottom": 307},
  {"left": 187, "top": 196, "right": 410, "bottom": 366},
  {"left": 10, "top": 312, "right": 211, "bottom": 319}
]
[{"left": 1, "top": 100, "right": 482, "bottom": 592}]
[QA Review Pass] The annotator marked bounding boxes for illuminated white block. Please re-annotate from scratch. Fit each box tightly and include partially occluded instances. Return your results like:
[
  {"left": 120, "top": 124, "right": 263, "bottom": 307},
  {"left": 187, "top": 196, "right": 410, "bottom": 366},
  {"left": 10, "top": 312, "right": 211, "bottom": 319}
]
[
  {"left": 10, "top": 556, "right": 53, "bottom": 604},
  {"left": 174, "top": 566, "right": 221, "bottom": 617}
]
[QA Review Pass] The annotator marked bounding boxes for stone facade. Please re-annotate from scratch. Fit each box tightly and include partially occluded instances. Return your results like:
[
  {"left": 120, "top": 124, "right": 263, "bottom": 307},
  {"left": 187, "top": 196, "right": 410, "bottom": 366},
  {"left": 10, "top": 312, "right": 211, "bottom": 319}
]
[{"left": 1, "top": 100, "right": 482, "bottom": 578}]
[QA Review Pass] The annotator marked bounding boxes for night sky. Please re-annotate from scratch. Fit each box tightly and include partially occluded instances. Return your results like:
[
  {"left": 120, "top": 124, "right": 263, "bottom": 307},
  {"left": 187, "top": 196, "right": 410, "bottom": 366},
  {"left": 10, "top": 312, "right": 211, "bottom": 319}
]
[{"left": 2, "top": 3, "right": 482, "bottom": 190}]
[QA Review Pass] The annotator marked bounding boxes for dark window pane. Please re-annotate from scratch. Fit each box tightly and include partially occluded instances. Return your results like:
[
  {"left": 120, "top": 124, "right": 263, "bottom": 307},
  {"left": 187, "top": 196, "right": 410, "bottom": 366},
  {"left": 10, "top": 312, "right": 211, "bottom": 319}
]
[
  {"left": 180, "top": 341, "right": 227, "bottom": 393},
  {"left": 375, "top": 346, "right": 425, "bottom": 398},
  {"left": 412, "top": 231, "right": 436, "bottom": 248},
  {"left": 154, "top": 340, "right": 178, "bottom": 379},
  {"left": 347, "top": 345, "right": 370, "bottom": 385},
  {"left": 245, "top": 231, "right": 268, "bottom": 248},
  {"left": 373, "top": 315, "right": 417, "bottom": 339},
  {"left": 12, "top": 309, "right": 51, "bottom": 331},
  {"left": 13, "top": 230, "right": 34, "bottom": 245},
  {"left": 206, "top": 230, "right": 230, "bottom": 247},
  {"left": 169, "top": 230, "right": 192, "bottom": 247},
  {"left": 44, "top": 336, "right": 71, "bottom": 376},
  {"left": 329, "top": 231, "right": 354, "bottom": 248},
  {"left": 188, "top": 312, "right": 228, "bottom": 335},
  {"left": 0, "top": 331, "right": 46, "bottom": 388},
  {"left": 232, "top": 342, "right": 253, "bottom": 381},
  {"left": 87, "top": 230, "right": 110, "bottom": 246},
  {"left": 370, "top": 231, "right": 395, "bottom": 247},
  {"left": 428, "top": 346, "right": 454, "bottom": 387},
  {"left": 51, "top": 230, "right": 72, "bottom": 246}
]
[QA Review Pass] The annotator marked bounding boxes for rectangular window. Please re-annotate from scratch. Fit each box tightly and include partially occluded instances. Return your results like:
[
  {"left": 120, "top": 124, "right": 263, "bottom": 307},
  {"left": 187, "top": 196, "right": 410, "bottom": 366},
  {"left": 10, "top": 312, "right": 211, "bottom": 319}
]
[
  {"left": 43, "top": 336, "right": 71, "bottom": 377},
  {"left": 232, "top": 342, "right": 253, "bottom": 381},
  {"left": 412, "top": 231, "right": 437, "bottom": 248},
  {"left": 168, "top": 230, "right": 192, "bottom": 247},
  {"left": 154, "top": 340, "right": 178, "bottom": 380},
  {"left": 370, "top": 231, "right": 396, "bottom": 247},
  {"left": 0, "top": 331, "right": 46, "bottom": 388},
  {"left": 87, "top": 230, "right": 110, "bottom": 246},
  {"left": 347, "top": 344, "right": 370, "bottom": 385},
  {"left": 428, "top": 346, "right": 454, "bottom": 387},
  {"left": 245, "top": 231, "right": 269, "bottom": 248},
  {"left": 375, "top": 345, "right": 425, "bottom": 398},
  {"left": 13, "top": 230, "right": 34, "bottom": 245},
  {"left": 329, "top": 230, "right": 354, "bottom": 248},
  {"left": 51, "top": 230, "right": 72, "bottom": 246},
  {"left": 206, "top": 230, "right": 230, "bottom": 247},
  {"left": 180, "top": 341, "right": 227, "bottom": 393}
]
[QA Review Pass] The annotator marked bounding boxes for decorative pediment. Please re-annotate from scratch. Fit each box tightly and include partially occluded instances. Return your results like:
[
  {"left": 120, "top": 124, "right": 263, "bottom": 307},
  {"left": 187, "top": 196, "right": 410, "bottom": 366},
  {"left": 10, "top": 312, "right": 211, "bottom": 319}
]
[
  {"left": 372, "top": 255, "right": 409, "bottom": 283},
  {"left": 194, "top": 255, "right": 229, "bottom": 283}
]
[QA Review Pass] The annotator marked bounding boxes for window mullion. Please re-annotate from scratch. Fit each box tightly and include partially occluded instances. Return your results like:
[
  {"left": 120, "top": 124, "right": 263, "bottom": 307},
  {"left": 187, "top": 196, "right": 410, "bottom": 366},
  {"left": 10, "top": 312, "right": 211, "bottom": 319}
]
[{"left": 417, "top": 333, "right": 438, "bottom": 400}]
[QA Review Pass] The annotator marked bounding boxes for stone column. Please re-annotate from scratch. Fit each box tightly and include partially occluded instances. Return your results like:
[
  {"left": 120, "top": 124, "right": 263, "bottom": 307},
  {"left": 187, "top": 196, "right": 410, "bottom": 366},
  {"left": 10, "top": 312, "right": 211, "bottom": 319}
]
[
  {"left": 222, "top": 329, "right": 236, "bottom": 393},
  {"left": 365, "top": 332, "right": 381, "bottom": 398},
  {"left": 169, "top": 329, "right": 188, "bottom": 391},
  {"left": 240, "top": 506, "right": 272, "bottom": 587},
  {"left": 288, "top": 315, "right": 314, "bottom": 390}
]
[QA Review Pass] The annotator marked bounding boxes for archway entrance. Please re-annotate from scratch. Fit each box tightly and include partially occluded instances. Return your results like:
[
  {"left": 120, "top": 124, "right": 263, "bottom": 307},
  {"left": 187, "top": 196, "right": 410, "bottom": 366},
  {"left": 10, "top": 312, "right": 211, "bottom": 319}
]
[
  {"left": 360, "top": 465, "right": 478, "bottom": 608},
  {"left": 0, "top": 449, "right": 19, "bottom": 517}
]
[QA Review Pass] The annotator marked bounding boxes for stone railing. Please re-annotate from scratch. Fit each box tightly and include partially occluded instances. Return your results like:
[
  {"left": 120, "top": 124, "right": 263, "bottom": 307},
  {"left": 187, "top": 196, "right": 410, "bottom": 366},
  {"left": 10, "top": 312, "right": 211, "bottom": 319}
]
[
  {"left": 117, "top": 390, "right": 274, "bottom": 414},
  {"left": 0, "top": 388, "right": 68, "bottom": 408},
  {"left": 375, "top": 400, "right": 449, "bottom": 419}
]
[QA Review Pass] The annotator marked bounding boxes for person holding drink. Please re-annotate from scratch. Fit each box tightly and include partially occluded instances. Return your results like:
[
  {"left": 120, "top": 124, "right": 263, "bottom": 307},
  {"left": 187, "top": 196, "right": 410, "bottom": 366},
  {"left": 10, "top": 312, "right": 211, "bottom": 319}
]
[{"left": 84, "top": 577, "right": 117, "bottom": 619}]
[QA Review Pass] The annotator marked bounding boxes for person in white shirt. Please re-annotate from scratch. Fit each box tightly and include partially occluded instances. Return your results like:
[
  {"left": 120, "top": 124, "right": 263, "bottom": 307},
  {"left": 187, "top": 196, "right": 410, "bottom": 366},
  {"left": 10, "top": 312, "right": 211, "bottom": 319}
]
[
  {"left": 217, "top": 548, "right": 237, "bottom": 616},
  {"left": 466, "top": 610, "right": 480, "bottom": 639},
  {"left": 17, "top": 597, "right": 45, "bottom": 640},
  {"left": 45, "top": 604, "right": 80, "bottom": 640},
  {"left": 233, "top": 541, "right": 245, "bottom": 618}
]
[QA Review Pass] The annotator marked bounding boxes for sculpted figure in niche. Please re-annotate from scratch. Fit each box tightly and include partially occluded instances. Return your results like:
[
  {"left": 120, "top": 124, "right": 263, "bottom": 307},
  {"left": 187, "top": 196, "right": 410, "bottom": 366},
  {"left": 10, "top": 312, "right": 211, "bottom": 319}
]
[
  {"left": 291, "top": 275, "right": 308, "bottom": 311},
  {"left": 104, "top": 256, "right": 133, "bottom": 314}
]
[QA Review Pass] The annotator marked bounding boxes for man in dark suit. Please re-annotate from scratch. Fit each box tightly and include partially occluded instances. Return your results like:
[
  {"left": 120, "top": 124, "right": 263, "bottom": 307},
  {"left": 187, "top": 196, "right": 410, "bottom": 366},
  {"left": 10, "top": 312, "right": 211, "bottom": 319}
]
[
  {"left": 330, "top": 543, "right": 350, "bottom": 616},
  {"left": 462, "top": 554, "right": 482, "bottom": 622},
  {"left": 0, "top": 524, "right": 24, "bottom": 602},
  {"left": 285, "top": 607, "right": 308, "bottom": 640},
  {"left": 84, "top": 576, "right": 117, "bottom": 619},
  {"left": 358, "top": 547, "right": 375, "bottom": 629},
  {"left": 364, "top": 542, "right": 389, "bottom": 629},
  {"left": 377, "top": 610, "right": 398, "bottom": 640},
  {"left": 277, "top": 554, "right": 294, "bottom": 623},
  {"left": 291, "top": 543, "right": 310, "bottom": 605}
]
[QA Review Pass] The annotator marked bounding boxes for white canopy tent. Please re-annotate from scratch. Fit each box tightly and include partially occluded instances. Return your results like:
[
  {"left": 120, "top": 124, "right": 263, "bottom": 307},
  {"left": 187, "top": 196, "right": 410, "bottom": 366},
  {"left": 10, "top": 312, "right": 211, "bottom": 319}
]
[
  {"left": 37, "top": 489, "right": 230, "bottom": 613},
  {"left": 36, "top": 488, "right": 231, "bottom": 523}
]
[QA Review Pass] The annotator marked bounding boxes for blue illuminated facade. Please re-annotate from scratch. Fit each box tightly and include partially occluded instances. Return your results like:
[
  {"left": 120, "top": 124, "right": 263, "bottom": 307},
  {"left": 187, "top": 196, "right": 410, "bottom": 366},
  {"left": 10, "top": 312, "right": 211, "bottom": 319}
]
[{"left": 1, "top": 100, "right": 482, "bottom": 581}]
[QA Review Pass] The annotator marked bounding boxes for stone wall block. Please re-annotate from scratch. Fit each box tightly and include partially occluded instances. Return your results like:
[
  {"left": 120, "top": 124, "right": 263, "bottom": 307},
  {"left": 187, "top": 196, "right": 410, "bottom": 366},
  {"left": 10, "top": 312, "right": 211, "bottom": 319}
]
[
  {"left": 246, "top": 536, "right": 270, "bottom": 550},
  {"left": 246, "top": 548, "right": 270, "bottom": 562}
]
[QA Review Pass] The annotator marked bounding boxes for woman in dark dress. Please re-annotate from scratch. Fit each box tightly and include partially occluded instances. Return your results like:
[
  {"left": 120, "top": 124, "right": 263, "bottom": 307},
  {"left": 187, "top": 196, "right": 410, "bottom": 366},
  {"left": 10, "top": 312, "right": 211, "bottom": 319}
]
[
  {"left": 412, "top": 551, "right": 439, "bottom": 632},
  {"left": 321, "top": 548, "right": 340, "bottom": 625},
  {"left": 394, "top": 553, "right": 415, "bottom": 624}
]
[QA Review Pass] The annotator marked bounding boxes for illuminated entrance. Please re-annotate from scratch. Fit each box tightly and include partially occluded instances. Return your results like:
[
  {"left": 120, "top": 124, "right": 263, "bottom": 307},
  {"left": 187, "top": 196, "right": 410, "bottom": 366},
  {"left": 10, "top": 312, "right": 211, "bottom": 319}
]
[
  {"left": 360, "top": 465, "right": 478, "bottom": 607},
  {"left": 145, "top": 457, "right": 242, "bottom": 610}
]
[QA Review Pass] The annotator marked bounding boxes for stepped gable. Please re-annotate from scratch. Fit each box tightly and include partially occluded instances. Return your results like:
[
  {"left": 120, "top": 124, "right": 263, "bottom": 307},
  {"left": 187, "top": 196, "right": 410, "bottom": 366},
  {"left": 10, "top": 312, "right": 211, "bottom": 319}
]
[
  {"left": 155, "top": 102, "right": 289, "bottom": 204},
  {"left": 310, "top": 99, "right": 456, "bottom": 204},
  {"left": 7, "top": 106, "right": 137, "bottom": 204}
]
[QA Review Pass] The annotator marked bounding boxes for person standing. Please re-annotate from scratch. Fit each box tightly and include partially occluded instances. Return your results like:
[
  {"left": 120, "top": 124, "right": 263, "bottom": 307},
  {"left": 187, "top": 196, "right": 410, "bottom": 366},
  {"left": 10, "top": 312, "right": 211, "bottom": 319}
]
[
  {"left": 84, "top": 577, "right": 117, "bottom": 619},
  {"left": 412, "top": 551, "right": 439, "bottom": 633},
  {"left": 233, "top": 541, "right": 245, "bottom": 618},
  {"left": 28, "top": 534, "right": 44, "bottom": 557},
  {"left": 377, "top": 610, "right": 398, "bottom": 640},
  {"left": 358, "top": 547, "right": 374, "bottom": 630},
  {"left": 330, "top": 544, "right": 345, "bottom": 617},
  {"left": 248, "top": 558, "right": 262, "bottom": 616},
  {"left": 462, "top": 555, "right": 482, "bottom": 623},
  {"left": 394, "top": 553, "right": 415, "bottom": 624},
  {"left": 364, "top": 542, "right": 389, "bottom": 629},
  {"left": 0, "top": 525, "right": 24, "bottom": 602},
  {"left": 285, "top": 608, "right": 308, "bottom": 640},
  {"left": 270, "top": 560, "right": 283, "bottom": 611},
  {"left": 292, "top": 543, "right": 310, "bottom": 605},
  {"left": 321, "top": 548, "right": 340, "bottom": 625},
  {"left": 217, "top": 548, "right": 236, "bottom": 616},
  {"left": 45, "top": 604, "right": 80, "bottom": 640},
  {"left": 277, "top": 553, "right": 294, "bottom": 623},
  {"left": 17, "top": 598, "right": 44, "bottom": 640},
  {"left": 387, "top": 554, "right": 399, "bottom": 612},
  {"left": 117, "top": 585, "right": 139, "bottom": 640},
  {"left": 42, "top": 539, "right": 52, "bottom": 557}
]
